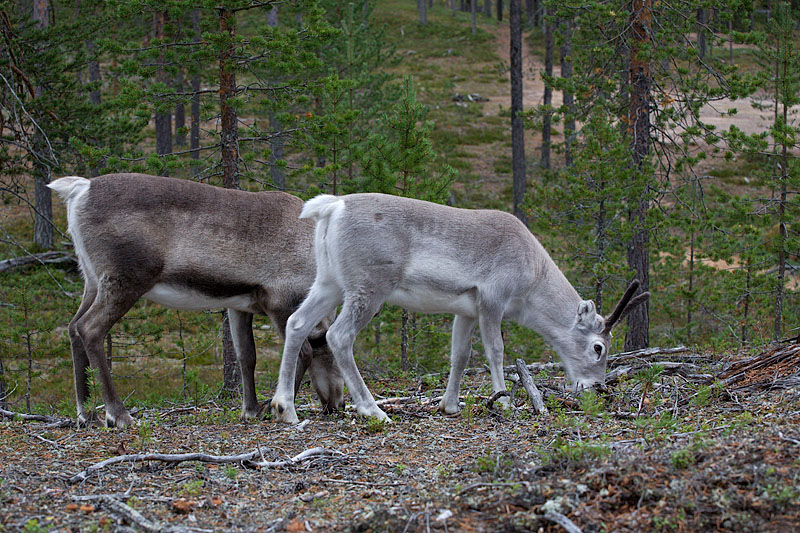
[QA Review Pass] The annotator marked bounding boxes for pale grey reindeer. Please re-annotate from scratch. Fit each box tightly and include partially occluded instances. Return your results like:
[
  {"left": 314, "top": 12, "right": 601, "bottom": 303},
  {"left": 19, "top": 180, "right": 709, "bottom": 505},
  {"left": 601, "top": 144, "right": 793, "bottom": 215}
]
[
  {"left": 48, "top": 174, "right": 343, "bottom": 428},
  {"left": 271, "top": 193, "right": 648, "bottom": 423}
]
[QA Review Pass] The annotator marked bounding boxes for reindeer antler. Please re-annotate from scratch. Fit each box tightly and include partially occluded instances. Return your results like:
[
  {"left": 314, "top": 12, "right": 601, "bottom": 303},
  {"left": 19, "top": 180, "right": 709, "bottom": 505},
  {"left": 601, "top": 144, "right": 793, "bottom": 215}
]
[{"left": 602, "top": 280, "right": 650, "bottom": 335}]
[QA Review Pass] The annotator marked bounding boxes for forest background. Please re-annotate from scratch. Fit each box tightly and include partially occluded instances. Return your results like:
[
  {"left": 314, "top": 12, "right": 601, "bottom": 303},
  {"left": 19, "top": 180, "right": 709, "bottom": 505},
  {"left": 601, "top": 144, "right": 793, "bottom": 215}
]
[{"left": 0, "top": 0, "right": 798, "bottom": 419}]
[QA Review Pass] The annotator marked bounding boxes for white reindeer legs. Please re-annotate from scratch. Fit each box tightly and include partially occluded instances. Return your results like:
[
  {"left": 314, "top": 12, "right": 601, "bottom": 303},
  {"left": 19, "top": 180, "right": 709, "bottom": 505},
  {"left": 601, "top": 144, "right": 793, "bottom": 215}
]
[
  {"left": 271, "top": 282, "right": 340, "bottom": 424},
  {"left": 478, "top": 307, "right": 511, "bottom": 409},
  {"left": 441, "top": 315, "right": 477, "bottom": 414},
  {"left": 326, "top": 293, "right": 391, "bottom": 421}
]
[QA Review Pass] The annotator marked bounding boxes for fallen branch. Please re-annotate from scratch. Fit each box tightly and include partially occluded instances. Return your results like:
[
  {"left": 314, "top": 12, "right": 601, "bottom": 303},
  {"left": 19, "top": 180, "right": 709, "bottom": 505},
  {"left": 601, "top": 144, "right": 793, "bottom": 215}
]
[
  {"left": 485, "top": 390, "right": 510, "bottom": 410},
  {"left": 69, "top": 448, "right": 263, "bottom": 484},
  {"left": 0, "top": 408, "right": 76, "bottom": 428},
  {"left": 0, "top": 251, "right": 76, "bottom": 273},
  {"left": 515, "top": 359, "right": 549, "bottom": 415},
  {"left": 71, "top": 495, "right": 202, "bottom": 532},
  {"left": 543, "top": 510, "right": 582, "bottom": 533},
  {"left": 607, "top": 345, "right": 692, "bottom": 366},
  {"left": 244, "top": 446, "right": 337, "bottom": 469}
]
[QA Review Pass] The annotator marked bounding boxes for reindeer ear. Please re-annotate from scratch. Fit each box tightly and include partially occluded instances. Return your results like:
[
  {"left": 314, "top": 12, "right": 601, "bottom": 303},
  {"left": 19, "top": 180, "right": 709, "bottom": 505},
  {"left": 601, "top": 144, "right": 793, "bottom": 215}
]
[{"left": 576, "top": 300, "right": 597, "bottom": 329}]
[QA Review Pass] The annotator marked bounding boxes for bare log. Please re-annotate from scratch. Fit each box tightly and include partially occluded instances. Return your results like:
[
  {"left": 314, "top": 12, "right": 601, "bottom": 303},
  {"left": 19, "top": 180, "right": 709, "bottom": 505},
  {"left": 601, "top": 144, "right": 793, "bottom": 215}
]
[
  {"left": 543, "top": 510, "right": 582, "bottom": 533},
  {"left": 515, "top": 359, "right": 549, "bottom": 415},
  {"left": 0, "top": 251, "right": 76, "bottom": 273}
]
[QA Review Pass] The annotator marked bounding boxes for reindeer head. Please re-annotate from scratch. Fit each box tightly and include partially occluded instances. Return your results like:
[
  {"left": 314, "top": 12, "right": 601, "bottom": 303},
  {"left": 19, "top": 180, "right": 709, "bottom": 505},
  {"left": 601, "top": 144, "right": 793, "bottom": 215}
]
[{"left": 562, "top": 280, "right": 649, "bottom": 392}]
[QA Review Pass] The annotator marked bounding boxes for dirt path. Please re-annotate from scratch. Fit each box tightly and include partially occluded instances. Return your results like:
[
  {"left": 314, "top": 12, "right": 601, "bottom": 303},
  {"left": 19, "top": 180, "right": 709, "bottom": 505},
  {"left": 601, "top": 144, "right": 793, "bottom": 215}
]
[{"left": 488, "top": 23, "right": 780, "bottom": 141}]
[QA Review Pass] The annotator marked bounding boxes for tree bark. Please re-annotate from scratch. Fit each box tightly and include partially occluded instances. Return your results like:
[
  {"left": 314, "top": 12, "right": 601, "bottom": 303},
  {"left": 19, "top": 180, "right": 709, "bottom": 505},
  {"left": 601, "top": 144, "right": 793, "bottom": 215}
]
[
  {"left": 774, "top": 99, "right": 788, "bottom": 340},
  {"left": 32, "top": 0, "right": 52, "bottom": 250},
  {"left": 174, "top": 69, "right": 186, "bottom": 147},
  {"left": 541, "top": 6, "right": 553, "bottom": 169},
  {"left": 154, "top": 11, "right": 172, "bottom": 175},
  {"left": 525, "top": 0, "right": 535, "bottom": 26},
  {"left": 625, "top": 0, "right": 652, "bottom": 351},
  {"left": 560, "top": 20, "right": 574, "bottom": 168},
  {"left": 697, "top": 7, "right": 707, "bottom": 60},
  {"left": 471, "top": 0, "right": 477, "bottom": 34},
  {"left": 0, "top": 356, "right": 6, "bottom": 411},
  {"left": 419, "top": 0, "right": 427, "bottom": 25},
  {"left": 497, "top": 0, "right": 503, "bottom": 21},
  {"left": 266, "top": 7, "right": 285, "bottom": 190},
  {"left": 510, "top": 0, "right": 526, "bottom": 225},
  {"left": 190, "top": 9, "right": 201, "bottom": 177},
  {"left": 484, "top": 0, "right": 491, "bottom": 18},
  {"left": 219, "top": 7, "right": 241, "bottom": 394}
]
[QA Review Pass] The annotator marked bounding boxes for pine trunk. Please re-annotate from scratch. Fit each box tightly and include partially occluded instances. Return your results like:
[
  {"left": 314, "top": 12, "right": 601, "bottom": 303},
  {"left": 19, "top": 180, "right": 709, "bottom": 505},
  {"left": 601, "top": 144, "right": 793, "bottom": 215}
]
[
  {"left": 154, "top": 11, "right": 172, "bottom": 175},
  {"left": 497, "top": 0, "right": 503, "bottom": 21},
  {"left": 510, "top": 0, "right": 526, "bottom": 225},
  {"left": 190, "top": 9, "right": 201, "bottom": 177},
  {"left": 174, "top": 69, "right": 186, "bottom": 147},
  {"left": 219, "top": 7, "right": 241, "bottom": 394},
  {"left": 625, "top": 0, "right": 652, "bottom": 351},
  {"left": 471, "top": 0, "right": 477, "bottom": 34},
  {"left": 32, "top": 0, "right": 52, "bottom": 250},
  {"left": 541, "top": 7, "right": 553, "bottom": 169},
  {"left": 560, "top": 20, "right": 574, "bottom": 168}
]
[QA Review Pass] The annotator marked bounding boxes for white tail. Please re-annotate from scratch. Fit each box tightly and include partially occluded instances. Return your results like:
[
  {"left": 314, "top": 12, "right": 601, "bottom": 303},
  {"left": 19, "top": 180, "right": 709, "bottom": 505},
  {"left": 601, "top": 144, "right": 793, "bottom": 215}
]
[
  {"left": 48, "top": 176, "right": 90, "bottom": 203},
  {"left": 299, "top": 194, "right": 342, "bottom": 220}
]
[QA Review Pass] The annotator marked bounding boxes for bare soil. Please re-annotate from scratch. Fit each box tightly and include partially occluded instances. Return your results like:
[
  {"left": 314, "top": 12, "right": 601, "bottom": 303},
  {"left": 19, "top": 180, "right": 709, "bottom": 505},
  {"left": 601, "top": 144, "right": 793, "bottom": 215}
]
[{"left": 2, "top": 344, "right": 799, "bottom": 532}]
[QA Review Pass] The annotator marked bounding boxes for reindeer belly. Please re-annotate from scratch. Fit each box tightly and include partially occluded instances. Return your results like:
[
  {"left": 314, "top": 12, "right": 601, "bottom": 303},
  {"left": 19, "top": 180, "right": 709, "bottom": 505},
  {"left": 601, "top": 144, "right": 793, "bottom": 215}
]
[
  {"left": 387, "top": 285, "right": 477, "bottom": 317},
  {"left": 143, "top": 283, "right": 256, "bottom": 312}
]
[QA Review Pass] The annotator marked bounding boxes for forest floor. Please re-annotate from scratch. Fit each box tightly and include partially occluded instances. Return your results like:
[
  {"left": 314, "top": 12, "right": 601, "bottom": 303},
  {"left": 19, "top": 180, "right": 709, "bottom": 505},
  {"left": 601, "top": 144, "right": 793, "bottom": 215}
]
[{"left": 2, "top": 343, "right": 800, "bottom": 532}]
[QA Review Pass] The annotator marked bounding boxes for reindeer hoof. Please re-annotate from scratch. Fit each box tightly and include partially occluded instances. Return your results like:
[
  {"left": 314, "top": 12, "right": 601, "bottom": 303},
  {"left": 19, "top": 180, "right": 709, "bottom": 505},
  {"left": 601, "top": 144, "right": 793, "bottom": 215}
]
[
  {"left": 270, "top": 397, "right": 300, "bottom": 424},
  {"left": 356, "top": 404, "right": 390, "bottom": 422},
  {"left": 105, "top": 410, "right": 134, "bottom": 429},
  {"left": 77, "top": 411, "right": 100, "bottom": 428}
]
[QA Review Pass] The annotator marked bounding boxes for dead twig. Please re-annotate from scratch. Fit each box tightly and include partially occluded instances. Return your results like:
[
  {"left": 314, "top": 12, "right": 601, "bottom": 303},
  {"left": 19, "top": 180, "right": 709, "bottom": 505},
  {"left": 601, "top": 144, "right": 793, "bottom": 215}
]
[
  {"left": 0, "top": 251, "right": 77, "bottom": 273},
  {"left": 244, "top": 446, "right": 338, "bottom": 469},
  {"left": 607, "top": 345, "right": 691, "bottom": 364},
  {"left": 515, "top": 359, "right": 549, "bottom": 415},
  {"left": 0, "top": 408, "right": 76, "bottom": 428},
  {"left": 485, "top": 390, "right": 510, "bottom": 410},
  {"left": 71, "top": 495, "right": 204, "bottom": 532},
  {"left": 543, "top": 510, "right": 582, "bottom": 533},
  {"left": 69, "top": 449, "right": 264, "bottom": 484}
]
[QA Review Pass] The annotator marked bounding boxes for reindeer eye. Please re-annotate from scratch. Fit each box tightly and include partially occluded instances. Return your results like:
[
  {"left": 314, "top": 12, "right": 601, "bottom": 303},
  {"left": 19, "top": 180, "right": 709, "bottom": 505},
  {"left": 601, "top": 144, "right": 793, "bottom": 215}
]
[{"left": 593, "top": 344, "right": 604, "bottom": 357}]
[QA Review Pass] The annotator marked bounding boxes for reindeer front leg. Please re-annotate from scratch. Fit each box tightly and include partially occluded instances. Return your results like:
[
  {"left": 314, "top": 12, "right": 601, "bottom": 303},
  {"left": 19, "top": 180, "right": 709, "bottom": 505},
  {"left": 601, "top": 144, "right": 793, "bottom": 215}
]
[
  {"left": 271, "top": 282, "right": 340, "bottom": 423},
  {"left": 478, "top": 308, "right": 510, "bottom": 410},
  {"left": 440, "top": 314, "right": 477, "bottom": 414}
]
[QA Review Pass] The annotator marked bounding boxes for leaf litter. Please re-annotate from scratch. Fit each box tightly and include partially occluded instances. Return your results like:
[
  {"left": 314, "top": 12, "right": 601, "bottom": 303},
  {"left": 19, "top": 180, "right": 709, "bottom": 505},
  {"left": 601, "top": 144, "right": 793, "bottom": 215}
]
[{"left": 1, "top": 343, "right": 799, "bottom": 532}]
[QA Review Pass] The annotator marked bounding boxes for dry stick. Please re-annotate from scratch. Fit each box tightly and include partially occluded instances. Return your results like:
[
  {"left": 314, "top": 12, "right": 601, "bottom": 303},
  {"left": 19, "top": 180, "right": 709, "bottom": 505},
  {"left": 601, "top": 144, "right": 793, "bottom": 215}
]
[
  {"left": 543, "top": 510, "right": 583, "bottom": 533},
  {"left": 0, "top": 408, "right": 76, "bottom": 428},
  {"left": 515, "top": 359, "right": 549, "bottom": 415},
  {"left": 69, "top": 445, "right": 337, "bottom": 485},
  {"left": 485, "top": 390, "right": 510, "bottom": 409},
  {"left": 71, "top": 495, "right": 202, "bottom": 533},
  {"left": 245, "top": 446, "right": 336, "bottom": 468},
  {"left": 607, "top": 345, "right": 690, "bottom": 364}
]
